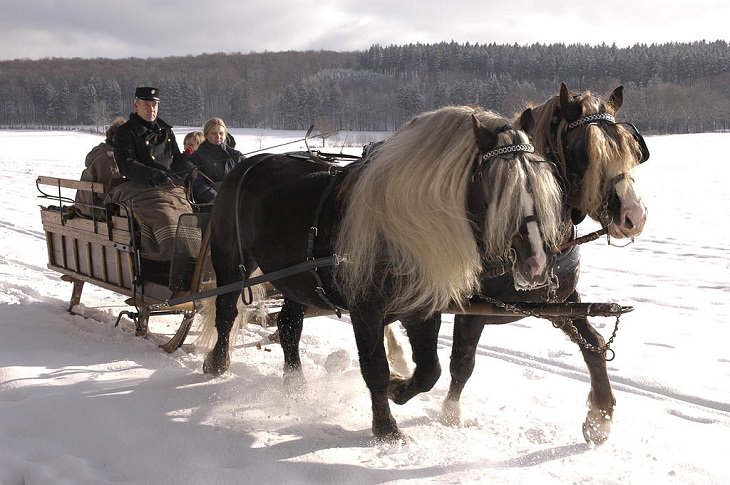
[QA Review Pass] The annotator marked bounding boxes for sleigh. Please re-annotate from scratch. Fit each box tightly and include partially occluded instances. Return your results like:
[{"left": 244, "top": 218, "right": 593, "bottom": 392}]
[{"left": 36, "top": 175, "right": 215, "bottom": 352}]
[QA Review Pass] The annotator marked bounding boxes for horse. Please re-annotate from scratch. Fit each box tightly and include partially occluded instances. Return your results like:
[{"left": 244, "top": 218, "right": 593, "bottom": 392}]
[
  {"left": 439, "top": 83, "right": 650, "bottom": 445},
  {"left": 202, "top": 105, "right": 565, "bottom": 442}
]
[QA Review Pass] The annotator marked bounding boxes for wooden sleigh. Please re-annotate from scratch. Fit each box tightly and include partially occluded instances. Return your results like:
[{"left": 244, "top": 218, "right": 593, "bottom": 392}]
[{"left": 36, "top": 175, "right": 214, "bottom": 352}]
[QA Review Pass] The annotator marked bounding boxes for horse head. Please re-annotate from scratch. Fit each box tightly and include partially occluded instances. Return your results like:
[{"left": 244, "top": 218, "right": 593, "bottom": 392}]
[
  {"left": 520, "top": 83, "right": 649, "bottom": 240},
  {"left": 470, "top": 112, "right": 563, "bottom": 291}
]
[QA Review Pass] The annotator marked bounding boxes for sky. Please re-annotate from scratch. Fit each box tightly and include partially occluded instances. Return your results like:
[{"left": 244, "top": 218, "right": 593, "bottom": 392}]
[
  {"left": 1, "top": 128, "right": 729, "bottom": 484},
  {"left": 0, "top": 0, "right": 727, "bottom": 61}
]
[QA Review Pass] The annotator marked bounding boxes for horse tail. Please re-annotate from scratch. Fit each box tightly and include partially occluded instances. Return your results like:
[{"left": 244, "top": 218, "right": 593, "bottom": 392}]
[
  {"left": 384, "top": 324, "right": 412, "bottom": 378},
  {"left": 193, "top": 279, "right": 269, "bottom": 352}
]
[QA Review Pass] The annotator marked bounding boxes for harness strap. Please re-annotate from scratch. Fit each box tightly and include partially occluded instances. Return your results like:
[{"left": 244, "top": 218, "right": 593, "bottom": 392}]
[
  {"left": 160, "top": 255, "right": 345, "bottom": 308},
  {"left": 307, "top": 170, "right": 344, "bottom": 317},
  {"left": 234, "top": 154, "right": 278, "bottom": 293}
]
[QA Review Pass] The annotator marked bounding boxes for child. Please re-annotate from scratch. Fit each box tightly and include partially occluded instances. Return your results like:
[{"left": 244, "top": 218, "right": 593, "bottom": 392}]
[{"left": 183, "top": 131, "right": 204, "bottom": 155}]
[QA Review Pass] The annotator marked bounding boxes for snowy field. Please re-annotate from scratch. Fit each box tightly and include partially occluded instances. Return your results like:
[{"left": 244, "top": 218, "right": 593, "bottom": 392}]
[{"left": 0, "top": 128, "right": 729, "bottom": 484}]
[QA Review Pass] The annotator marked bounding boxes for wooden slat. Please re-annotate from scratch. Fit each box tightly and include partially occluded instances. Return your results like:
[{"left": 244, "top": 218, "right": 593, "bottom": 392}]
[
  {"left": 41, "top": 220, "right": 131, "bottom": 248},
  {"left": 101, "top": 245, "right": 109, "bottom": 282},
  {"left": 48, "top": 264, "right": 135, "bottom": 298},
  {"left": 37, "top": 176, "right": 106, "bottom": 193}
]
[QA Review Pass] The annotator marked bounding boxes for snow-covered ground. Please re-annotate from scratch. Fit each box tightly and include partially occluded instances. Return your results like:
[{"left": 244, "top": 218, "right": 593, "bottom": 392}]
[{"left": 0, "top": 128, "right": 728, "bottom": 484}]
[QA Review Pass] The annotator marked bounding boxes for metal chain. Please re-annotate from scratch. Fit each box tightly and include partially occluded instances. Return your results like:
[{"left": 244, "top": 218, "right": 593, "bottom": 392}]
[{"left": 481, "top": 292, "right": 621, "bottom": 361}]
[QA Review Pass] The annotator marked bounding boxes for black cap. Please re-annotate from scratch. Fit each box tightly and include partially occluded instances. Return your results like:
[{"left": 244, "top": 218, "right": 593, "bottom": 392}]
[{"left": 135, "top": 86, "right": 160, "bottom": 101}]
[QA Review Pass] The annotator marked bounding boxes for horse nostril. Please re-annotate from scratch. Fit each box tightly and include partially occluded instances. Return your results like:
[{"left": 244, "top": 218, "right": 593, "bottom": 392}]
[
  {"left": 527, "top": 256, "right": 543, "bottom": 277},
  {"left": 624, "top": 215, "right": 634, "bottom": 230}
]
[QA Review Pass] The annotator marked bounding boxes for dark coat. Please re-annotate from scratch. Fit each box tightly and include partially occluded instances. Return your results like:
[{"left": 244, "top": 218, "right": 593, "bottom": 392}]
[
  {"left": 114, "top": 113, "right": 193, "bottom": 186},
  {"left": 74, "top": 141, "right": 120, "bottom": 218},
  {"left": 189, "top": 140, "right": 245, "bottom": 203}
]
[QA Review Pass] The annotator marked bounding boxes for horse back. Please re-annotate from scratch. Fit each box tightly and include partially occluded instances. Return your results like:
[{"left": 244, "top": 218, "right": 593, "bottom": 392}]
[{"left": 211, "top": 153, "right": 345, "bottom": 307}]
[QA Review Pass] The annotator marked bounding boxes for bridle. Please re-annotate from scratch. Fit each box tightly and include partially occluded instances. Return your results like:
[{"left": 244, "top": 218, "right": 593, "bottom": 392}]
[
  {"left": 472, "top": 128, "right": 552, "bottom": 278},
  {"left": 566, "top": 112, "right": 650, "bottom": 163},
  {"left": 554, "top": 111, "right": 650, "bottom": 229}
]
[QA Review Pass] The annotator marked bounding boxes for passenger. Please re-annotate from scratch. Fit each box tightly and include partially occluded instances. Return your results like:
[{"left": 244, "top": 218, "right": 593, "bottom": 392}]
[
  {"left": 74, "top": 116, "right": 126, "bottom": 219},
  {"left": 107, "top": 86, "right": 194, "bottom": 279},
  {"left": 190, "top": 117, "right": 245, "bottom": 205},
  {"left": 183, "top": 131, "right": 204, "bottom": 155}
]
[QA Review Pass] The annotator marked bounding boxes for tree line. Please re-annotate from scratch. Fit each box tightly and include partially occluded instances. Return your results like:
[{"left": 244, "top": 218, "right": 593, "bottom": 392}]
[{"left": 0, "top": 40, "right": 727, "bottom": 134}]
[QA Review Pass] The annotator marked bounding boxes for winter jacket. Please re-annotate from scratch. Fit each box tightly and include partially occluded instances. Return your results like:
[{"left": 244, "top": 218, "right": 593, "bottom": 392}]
[
  {"left": 74, "top": 141, "right": 121, "bottom": 219},
  {"left": 189, "top": 140, "right": 245, "bottom": 203},
  {"left": 114, "top": 113, "right": 193, "bottom": 186}
]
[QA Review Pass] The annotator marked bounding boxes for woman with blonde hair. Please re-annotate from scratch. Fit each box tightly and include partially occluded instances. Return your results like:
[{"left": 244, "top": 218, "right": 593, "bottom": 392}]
[{"left": 190, "top": 117, "right": 245, "bottom": 204}]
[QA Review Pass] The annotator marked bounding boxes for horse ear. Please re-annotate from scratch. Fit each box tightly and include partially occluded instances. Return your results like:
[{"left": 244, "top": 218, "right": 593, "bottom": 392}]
[
  {"left": 518, "top": 108, "right": 535, "bottom": 133},
  {"left": 559, "top": 82, "right": 581, "bottom": 122},
  {"left": 472, "top": 114, "right": 498, "bottom": 151},
  {"left": 608, "top": 85, "right": 624, "bottom": 112},
  {"left": 559, "top": 82, "right": 570, "bottom": 111}
]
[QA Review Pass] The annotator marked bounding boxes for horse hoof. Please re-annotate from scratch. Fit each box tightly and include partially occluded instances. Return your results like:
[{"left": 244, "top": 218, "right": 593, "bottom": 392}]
[
  {"left": 440, "top": 399, "right": 462, "bottom": 426},
  {"left": 372, "top": 429, "right": 409, "bottom": 446},
  {"left": 202, "top": 349, "right": 230, "bottom": 376},
  {"left": 387, "top": 376, "right": 411, "bottom": 405},
  {"left": 582, "top": 412, "right": 612, "bottom": 445},
  {"left": 283, "top": 368, "right": 307, "bottom": 394}
]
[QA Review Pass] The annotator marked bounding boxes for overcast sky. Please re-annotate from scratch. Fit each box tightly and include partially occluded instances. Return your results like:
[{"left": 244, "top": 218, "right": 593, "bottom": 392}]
[{"left": 0, "top": 0, "right": 727, "bottom": 61}]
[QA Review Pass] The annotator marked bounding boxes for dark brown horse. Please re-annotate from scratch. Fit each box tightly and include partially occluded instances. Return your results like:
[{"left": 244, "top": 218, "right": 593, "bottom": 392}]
[
  {"left": 440, "top": 83, "right": 649, "bottom": 444},
  {"left": 201, "top": 105, "right": 565, "bottom": 441}
]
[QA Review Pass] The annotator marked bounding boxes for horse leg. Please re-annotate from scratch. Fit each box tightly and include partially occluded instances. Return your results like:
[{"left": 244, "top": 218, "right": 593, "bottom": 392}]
[
  {"left": 276, "top": 298, "right": 306, "bottom": 389},
  {"left": 442, "top": 314, "right": 486, "bottom": 425},
  {"left": 202, "top": 291, "right": 239, "bottom": 375},
  {"left": 388, "top": 314, "right": 442, "bottom": 405},
  {"left": 559, "top": 291, "right": 616, "bottom": 445},
  {"left": 350, "top": 306, "right": 402, "bottom": 441}
]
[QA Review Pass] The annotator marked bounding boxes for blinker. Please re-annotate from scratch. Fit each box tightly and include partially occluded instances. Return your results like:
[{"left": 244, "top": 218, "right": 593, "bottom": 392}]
[{"left": 617, "top": 122, "right": 650, "bottom": 164}]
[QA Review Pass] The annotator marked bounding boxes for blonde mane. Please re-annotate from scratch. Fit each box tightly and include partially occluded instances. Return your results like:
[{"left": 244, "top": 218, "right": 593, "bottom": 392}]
[
  {"left": 334, "top": 105, "right": 562, "bottom": 317},
  {"left": 528, "top": 92, "right": 644, "bottom": 221},
  {"left": 481, "top": 140, "right": 563, "bottom": 260}
]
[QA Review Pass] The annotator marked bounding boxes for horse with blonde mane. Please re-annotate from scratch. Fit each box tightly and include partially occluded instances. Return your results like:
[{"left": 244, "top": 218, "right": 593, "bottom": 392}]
[
  {"left": 440, "top": 83, "right": 649, "bottom": 445},
  {"left": 202, "top": 105, "right": 564, "bottom": 441}
]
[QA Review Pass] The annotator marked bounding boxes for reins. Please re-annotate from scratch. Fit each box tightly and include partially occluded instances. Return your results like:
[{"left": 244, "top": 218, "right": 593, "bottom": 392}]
[{"left": 152, "top": 254, "right": 348, "bottom": 310}]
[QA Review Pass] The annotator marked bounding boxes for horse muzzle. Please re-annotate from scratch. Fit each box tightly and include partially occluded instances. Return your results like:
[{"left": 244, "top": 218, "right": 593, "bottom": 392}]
[
  {"left": 512, "top": 251, "right": 555, "bottom": 291},
  {"left": 608, "top": 198, "right": 647, "bottom": 239}
]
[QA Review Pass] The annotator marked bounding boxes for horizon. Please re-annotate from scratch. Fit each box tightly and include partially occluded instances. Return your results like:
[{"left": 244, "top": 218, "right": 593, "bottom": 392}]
[
  {"left": 1, "top": 0, "right": 727, "bottom": 61},
  {"left": 2, "top": 38, "right": 727, "bottom": 63}
]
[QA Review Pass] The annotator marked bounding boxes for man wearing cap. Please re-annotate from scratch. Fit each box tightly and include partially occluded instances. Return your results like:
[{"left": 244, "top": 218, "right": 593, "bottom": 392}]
[
  {"left": 107, "top": 86, "right": 194, "bottom": 282},
  {"left": 114, "top": 86, "right": 192, "bottom": 185}
]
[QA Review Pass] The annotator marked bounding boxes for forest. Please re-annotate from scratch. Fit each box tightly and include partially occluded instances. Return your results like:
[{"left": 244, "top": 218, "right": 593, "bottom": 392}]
[{"left": 0, "top": 40, "right": 727, "bottom": 134}]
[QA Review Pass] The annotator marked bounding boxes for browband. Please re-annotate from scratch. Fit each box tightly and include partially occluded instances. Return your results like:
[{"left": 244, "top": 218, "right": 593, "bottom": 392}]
[
  {"left": 567, "top": 113, "right": 616, "bottom": 130},
  {"left": 482, "top": 143, "right": 535, "bottom": 160}
]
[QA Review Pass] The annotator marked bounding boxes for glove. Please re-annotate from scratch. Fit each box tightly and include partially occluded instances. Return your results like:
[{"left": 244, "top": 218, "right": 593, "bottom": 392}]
[
  {"left": 150, "top": 171, "right": 171, "bottom": 186},
  {"left": 184, "top": 146, "right": 195, "bottom": 156}
]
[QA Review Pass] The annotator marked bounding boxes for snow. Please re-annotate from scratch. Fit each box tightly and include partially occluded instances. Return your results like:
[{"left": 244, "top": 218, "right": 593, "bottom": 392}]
[{"left": 1, "top": 128, "right": 729, "bottom": 485}]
